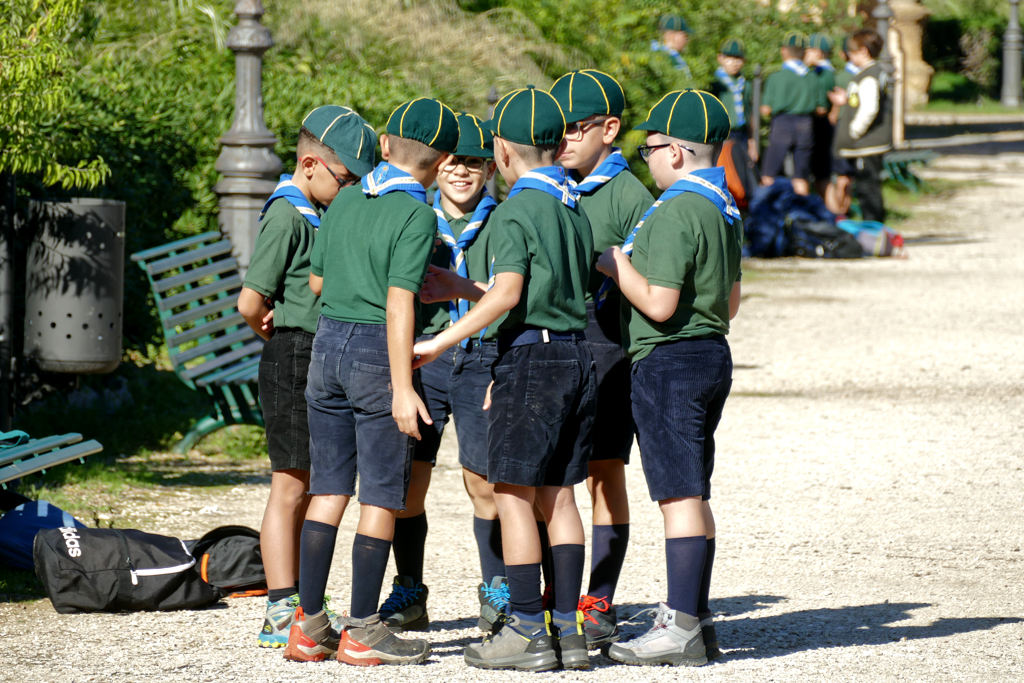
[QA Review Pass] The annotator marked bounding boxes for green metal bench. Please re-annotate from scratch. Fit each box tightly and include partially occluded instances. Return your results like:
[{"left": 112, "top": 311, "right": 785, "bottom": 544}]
[
  {"left": 1, "top": 433, "right": 104, "bottom": 489},
  {"left": 131, "top": 231, "right": 264, "bottom": 454},
  {"left": 882, "top": 150, "right": 940, "bottom": 192}
]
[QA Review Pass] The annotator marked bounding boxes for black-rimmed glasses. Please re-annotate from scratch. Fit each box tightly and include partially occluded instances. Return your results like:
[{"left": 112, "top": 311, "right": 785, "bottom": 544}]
[
  {"left": 636, "top": 142, "right": 696, "bottom": 162},
  {"left": 565, "top": 117, "right": 613, "bottom": 142},
  {"left": 442, "top": 156, "right": 487, "bottom": 173},
  {"left": 314, "top": 155, "right": 359, "bottom": 188}
]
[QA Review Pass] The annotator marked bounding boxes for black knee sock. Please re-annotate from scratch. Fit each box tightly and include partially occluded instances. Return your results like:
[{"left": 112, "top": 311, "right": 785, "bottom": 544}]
[
  {"left": 268, "top": 586, "right": 297, "bottom": 602},
  {"left": 391, "top": 513, "right": 428, "bottom": 584},
  {"left": 473, "top": 516, "right": 504, "bottom": 582},
  {"left": 665, "top": 535, "right": 707, "bottom": 616},
  {"left": 551, "top": 544, "right": 586, "bottom": 614},
  {"left": 536, "top": 521, "right": 554, "bottom": 589},
  {"left": 697, "top": 537, "right": 716, "bottom": 615},
  {"left": 298, "top": 520, "right": 338, "bottom": 615},
  {"left": 505, "top": 562, "right": 544, "bottom": 615},
  {"left": 587, "top": 523, "right": 630, "bottom": 604},
  {"left": 350, "top": 534, "right": 393, "bottom": 619}
]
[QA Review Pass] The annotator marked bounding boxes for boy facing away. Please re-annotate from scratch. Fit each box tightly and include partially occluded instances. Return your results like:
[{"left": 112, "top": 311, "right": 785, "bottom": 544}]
[
  {"left": 412, "top": 86, "right": 596, "bottom": 672},
  {"left": 283, "top": 98, "right": 460, "bottom": 667},
  {"left": 549, "top": 69, "right": 654, "bottom": 648},
  {"left": 805, "top": 33, "right": 837, "bottom": 199},
  {"left": 238, "top": 105, "right": 375, "bottom": 648},
  {"left": 596, "top": 89, "right": 742, "bottom": 667},
  {"left": 760, "top": 31, "right": 818, "bottom": 196}
]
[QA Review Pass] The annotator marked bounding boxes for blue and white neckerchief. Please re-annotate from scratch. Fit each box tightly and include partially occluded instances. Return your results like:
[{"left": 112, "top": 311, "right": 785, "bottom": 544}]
[
  {"left": 715, "top": 67, "right": 747, "bottom": 128},
  {"left": 844, "top": 62, "right": 861, "bottom": 75},
  {"left": 595, "top": 167, "right": 741, "bottom": 308},
  {"left": 782, "top": 59, "right": 809, "bottom": 77},
  {"left": 507, "top": 166, "right": 580, "bottom": 208},
  {"left": 575, "top": 148, "right": 630, "bottom": 194},
  {"left": 261, "top": 175, "right": 320, "bottom": 228},
  {"left": 361, "top": 162, "right": 427, "bottom": 203},
  {"left": 433, "top": 191, "right": 497, "bottom": 347},
  {"left": 815, "top": 61, "right": 835, "bottom": 73},
  {"left": 650, "top": 40, "right": 692, "bottom": 78}
]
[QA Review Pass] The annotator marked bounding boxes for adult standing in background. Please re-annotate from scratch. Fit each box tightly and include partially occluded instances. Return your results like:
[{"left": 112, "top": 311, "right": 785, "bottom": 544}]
[{"left": 651, "top": 15, "right": 693, "bottom": 79}]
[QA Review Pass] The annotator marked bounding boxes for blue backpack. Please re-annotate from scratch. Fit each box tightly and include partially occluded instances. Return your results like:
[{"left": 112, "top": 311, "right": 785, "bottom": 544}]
[{"left": 0, "top": 498, "right": 87, "bottom": 571}]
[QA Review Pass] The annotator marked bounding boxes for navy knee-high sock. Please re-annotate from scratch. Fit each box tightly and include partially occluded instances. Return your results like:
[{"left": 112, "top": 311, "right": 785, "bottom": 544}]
[
  {"left": 298, "top": 520, "right": 338, "bottom": 615},
  {"left": 697, "top": 537, "right": 716, "bottom": 615},
  {"left": 551, "top": 544, "right": 586, "bottom": 614},
  {"left": 587, "top": 523, "right": 630, "bottom": 604},
  {"left": 537, "top": 521, "right": 554, "bottom": 589},
  {"left": 665, "top": 535, "right": 707, "bottom": 616},
  {"left": 473, "top": 516, "right": 504, "bottom": 582},
  {"left": 350, "top": 534, "right": 392, "bottom": 619},
  {"left": 505, "top": 563, "right": 544, "bottom": 615},
  {"left": 392, "top": 513, "right": 428, "bottom": 584}
]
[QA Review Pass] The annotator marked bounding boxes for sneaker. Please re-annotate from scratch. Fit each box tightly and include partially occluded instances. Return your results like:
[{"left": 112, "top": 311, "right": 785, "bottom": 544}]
[
  {"left": 477, "top": 577, "right": 510, "bottom": 632},
  {"left": 578, "top": 595, "right": 620, "bottom": 648},
  {"left": 607, "top": 603, "right": 707, "bottom": 667},
  {"left": 551, "top": 610, "right": 590, "bottom": 670},
  {"left": 378, "top": 576, "right": 429, "bottom": 632},
  {"left": 323, "top": 595, "right": 346, "bottom": 633},
  {"left": 283, "top": 607, "right": 340, "bottom": 662},
  {"left": 464, "top": 612, "right": 559, "bottom": 672},
  {"left": 258, "top": 594, "right": 299, "bottom": 648},
  {"left": 338, "top": 613, "right": 431, "bottom": 666},
  {"left": 698, "top": 610, "right": 722, "bottom": 660}
]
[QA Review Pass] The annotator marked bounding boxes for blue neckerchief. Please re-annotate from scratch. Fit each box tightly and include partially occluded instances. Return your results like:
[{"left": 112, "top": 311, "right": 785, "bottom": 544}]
[
  {"left": 361, "top": 162, "right": 427, "bottom": 203},
  {"left": 261, "top": 175, "right": 320, "bottom": 228},
  {"left": 715, "top": 67, "right": 747, "bottom": 128},
  {"left": 433, "top": 191, "right": 498, "bottom": 347},
  {"left": 783, "top": 59, "right": 809, "bottom": 77},
  {"left": 815, "top": 61, "right": 835, "bottom": 73},
  {"left": 651, "top": 40, "right": 692, "bottom": 78},
  {"left": 507, "top": 166, "right": 579, "bottom": 208},
  {"left": 595, "top": 167, "right": 740, "bottom": 308},
  {"left": 575, "top": 148, "right": 631, "bottom": 194},
  {"left": 844, "top": 62, "right": 861, "bottom": 75}
]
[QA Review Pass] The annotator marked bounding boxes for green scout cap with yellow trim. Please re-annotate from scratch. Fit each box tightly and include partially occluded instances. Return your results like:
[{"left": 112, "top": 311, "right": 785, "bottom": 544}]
[
  {"left": 659, "top": 15, "right": 691, "bottom": 33},
  {"left": 550, "top": 70, "right": 626, "bottom": 124},
  {"left": 809, "top": 33, "right": 835, "bottom": 53},
  {"left": 301, "top": 105, "right": 377, "bottom": 177},
  {"left": 718, "top": 37, "right": 746, "bottom": 58},
  {"left": 454, "top": 112, "right": 493, "bottom": 159},
  {"left": 782, "top": 31, "right": 808, "bottom": 49},
  {"left": 386, "top": 98, "right": 461, "bottom": 153},
  {"left": 485, "top": 86, "right": 566, "bottom": 147},
  {"left": 633, "top": 89, "right": 731, "bottom": 144}
]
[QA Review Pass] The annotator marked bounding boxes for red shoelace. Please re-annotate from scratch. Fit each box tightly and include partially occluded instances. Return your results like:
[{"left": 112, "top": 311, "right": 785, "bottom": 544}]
[{"left": 578, "top": 595, "right": 612, "bottom": 625}]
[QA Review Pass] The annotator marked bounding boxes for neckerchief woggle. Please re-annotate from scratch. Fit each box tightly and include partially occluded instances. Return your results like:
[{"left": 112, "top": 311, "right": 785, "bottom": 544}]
[
  {"left": 815, "top": 61, "right": 835, "bottom": 73},
  {"left": 433, "top": 191, "right": 497, "bottom": 347},
  {"left": 595, "top": 166, "right": 741, "bottom": 308},
  {"left": 507, "top": 166, "right": 580, "bottom": 208},
  {"left": 261, "top": 175, "right": 321, "bottom": 228},
  {"left": 844, "top": 62, "right": 861, "bottom": 75},
  {"left": 361, "top": 162, "right": 427, "bottom": 203},
  {"left": 650, "top": 40, "right": 692, "bottom": 78},
  {"left": 715, "top": 67, "right": 747, "bottom": 128},
  {"left": 783, "top": 59, "right": 809, "bottom": 77},
  {"left": 575, "top": 148, "right": 631, "bottom": 194}
]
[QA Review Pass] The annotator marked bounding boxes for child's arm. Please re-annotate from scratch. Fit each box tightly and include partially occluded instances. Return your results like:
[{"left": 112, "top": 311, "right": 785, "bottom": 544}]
[
  {"left": 729, "top": 282, "right": 741, "bottom": 319},
  {"left": 238, "top": 287, "right": 274, "bottom": 341},
  {"left": 597, "top": 247, "right": 679, "bottom": 323},
  {"left": 387, "top": 287, "right": 432, "bottom": 440},
  {"left": 848, "top": 77, "right": 880, "bottom": 139},
  {"left": 309, "top": 273, "right": 323, "bottom": 296},
  {"left": 419, "top": 264, "right": 488, "bottom": 304}
]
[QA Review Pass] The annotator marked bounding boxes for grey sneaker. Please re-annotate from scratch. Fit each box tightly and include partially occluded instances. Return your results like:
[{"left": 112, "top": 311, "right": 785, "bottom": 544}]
[
  {"left": 464, "top": 612, "right": 559, "bottom": 672},
  {"left": 698, "top": 610, "right": 722, "bottom": 660},
  {"left": 337, "top": 613, "right": 430, "bottom": 666},
  {"left": 379, "top": 576, "right": 429, "bottom": 632},
  {"left": 283, "top": 607, "right": 340, "bottom": 662},
  {"left": 607, "top": 603, "right": 707, "bottom": 667},
  {"left": 551, "top": 610, "right": 590, "bottom": 670},
  {"left": 477, "top": 576, "right": 510, "bottom": 632}
]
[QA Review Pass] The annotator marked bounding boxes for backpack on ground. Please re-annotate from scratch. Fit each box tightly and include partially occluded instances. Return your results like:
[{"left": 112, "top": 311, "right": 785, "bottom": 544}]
[
  {"left": 837, "top": 220, "right": 906, "bottom": 257},
  {"left": 0, "top": 498, "right": 87, "bottom": 571},
  {"left": 785, "top": 218, "right": 865, "bottom": 259},
  {"left": 185, "top": 525, "right": 266, "bottom": 598},
  {"left": 718, "top": 139, "right": 761, "bottom": 211}
]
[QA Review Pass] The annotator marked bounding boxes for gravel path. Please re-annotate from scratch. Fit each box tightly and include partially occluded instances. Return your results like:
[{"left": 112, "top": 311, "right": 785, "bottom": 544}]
[{"left": 2, "top": 157, "right": 1022, "bottom": 682}]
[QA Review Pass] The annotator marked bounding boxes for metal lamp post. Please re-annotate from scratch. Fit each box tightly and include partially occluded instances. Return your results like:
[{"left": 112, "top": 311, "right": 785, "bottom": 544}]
[
  {"left": 874, "top": 0, "right": 896, "bottom": 75},
  {"left": 214, "top": 0, "right": 282, "bottom": 274},
  {"left": 1002, "top": 0, "right": 1023, "bottom": 107}
]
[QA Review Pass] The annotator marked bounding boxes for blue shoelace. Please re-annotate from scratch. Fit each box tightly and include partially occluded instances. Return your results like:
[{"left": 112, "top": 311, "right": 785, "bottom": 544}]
[
  {"left": 482, "top": 582, "right": 510, "bottom": 611},
  {"left": 380, "top": 584, "right": 423, "bottom": 613}
]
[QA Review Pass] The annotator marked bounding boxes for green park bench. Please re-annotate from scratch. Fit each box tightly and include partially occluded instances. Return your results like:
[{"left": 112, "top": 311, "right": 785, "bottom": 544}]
[
  {"left": 131, "top": 232, "right": 264, "bottom": 454},
  {"left": 882, "top": 150, "right": 940, "bottom": 192},
  {"left": 1, "top": 433, "right": 104, "bottom": 489}
]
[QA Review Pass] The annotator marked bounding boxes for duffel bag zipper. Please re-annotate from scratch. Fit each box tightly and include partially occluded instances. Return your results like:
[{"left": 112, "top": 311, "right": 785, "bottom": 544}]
[{"left": 112, "top": 530, "right": 196, "bottom": 586}]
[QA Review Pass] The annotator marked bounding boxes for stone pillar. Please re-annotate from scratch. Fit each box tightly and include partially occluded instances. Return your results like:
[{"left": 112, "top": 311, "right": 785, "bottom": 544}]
[
  {"left": 891, "top": 0, "right": 934, "bottom": 109},
  {"left": 213, "top": 0, "right": 282, "bottom": 274},
  {"left": 1003, "top": 0, "right": 1023, "bottom": 107}
]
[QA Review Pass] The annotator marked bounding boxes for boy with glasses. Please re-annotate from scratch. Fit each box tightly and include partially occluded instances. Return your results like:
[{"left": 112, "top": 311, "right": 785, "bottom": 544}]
[
  {"left": 238, "top": 105, "right": 376, "bottom": 649},
  {"left": 550, "top": 69, "right": 654, "bottom": 649}
]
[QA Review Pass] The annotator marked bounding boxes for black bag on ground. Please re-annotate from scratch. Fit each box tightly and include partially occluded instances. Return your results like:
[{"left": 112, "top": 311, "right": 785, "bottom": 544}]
[
  {"left": 33, "top": 527, "right": 219, "bottom": 613},
  {"left": 185, "top": 525, "right": 266, "bottom": 597},
  {"left": 785, "top": 218, "right": 865, "bottom": 259}
]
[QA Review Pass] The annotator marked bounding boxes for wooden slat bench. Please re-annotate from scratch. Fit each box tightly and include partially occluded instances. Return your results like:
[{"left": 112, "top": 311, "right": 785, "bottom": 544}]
[
  {"left": 882, "top": 150, "right": 940, "bottom": 193},
  {"left": 131, "top": 231, "right": 264, "bottom": 454},
  {"left": 1, "top": 433, "right": 104, "bottom": 489}
]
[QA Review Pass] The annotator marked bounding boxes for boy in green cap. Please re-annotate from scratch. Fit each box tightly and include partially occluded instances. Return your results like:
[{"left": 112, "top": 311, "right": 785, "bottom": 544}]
[
  {"left": 760, "top": 31, "right": 818, "bottom": 195},
  {"left": 711, "top": 38, "right": 757, "bottom": 161},
  {"left": 651, "top": 15, "right": 693, "bottom": 78},
  {"left": 375, "top": 112, "right": 507, "bottom": 634},
  {"left": 549, "top": 68, "right": 654, "bottom": 648},
  {"left": 412, "top": 85, "right": 595, "bottom": 671},
  {"left": 806, "top": 33, "right": 837, "bottom": 198},
  {"left": 238, "top": 105, "right": 375, "bottom": 649},
  {"left": 597, "top": 89, "right": 743, "bottom": 667},
  {"left": 284, "top": 98, "right": 460, "bottom": 667}
]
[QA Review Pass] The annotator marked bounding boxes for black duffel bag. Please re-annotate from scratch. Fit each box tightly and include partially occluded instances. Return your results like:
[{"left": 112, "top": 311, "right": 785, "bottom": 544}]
[
  {"left": 33, "top": 526, "right": 220, "bottom": 613},
  {"left": 186, "top": 525, "right": 267, "bottom": 598}
]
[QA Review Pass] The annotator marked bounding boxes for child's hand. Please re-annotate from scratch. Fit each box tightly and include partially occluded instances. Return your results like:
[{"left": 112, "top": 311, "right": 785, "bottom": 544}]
[
  {"left": 261, "top": 309, "right": 275, "bottom": 334},
  {"left": 412, "top": 338, "right": 443, "bottom": 369},
  {"left": 393, "top": 387, "right": 431, "bottom": 440},
  {"left": 828, "top": 88, "right": 847, "bottom": 106},
  {"left": 747, "top": 138, "right": 759, "bottom": 163},
  {"left": 596, "top": 246, "right": 624, "bottom": 277},
  {"left": 482, "top": 381, "right": 494, "bottom": 410},
  {"left": 420, "top": 264, "right": 460, "bottom": 304}
]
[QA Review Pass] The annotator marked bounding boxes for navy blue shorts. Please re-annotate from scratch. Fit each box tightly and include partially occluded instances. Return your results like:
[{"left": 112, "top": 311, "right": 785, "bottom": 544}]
[
  {"left": 631, "top": 335, "right": 733, "bottom": 502},
  {"left": 762, "top": 114, "right": 813, "bottom": 180},
  {"left": 811, "top": 116, "right": 834, "bottom": 182},
  {"left": 488, "top": 332, "right": 596, "bottom": 488},
  {"left": 832, "top": 154, "right": 856, "bottom": 177},
  {"left": 305, "top": 317, "right": 415, "bottom": 509},
  {"left": 259, "top": 328, "right": 313, "bottom": 472},
  {"left": 585, "top": 302, "right": 633, "bottom": 464},
  {"left": 414, "top": 335, "right": 498, "bottom": 475}
]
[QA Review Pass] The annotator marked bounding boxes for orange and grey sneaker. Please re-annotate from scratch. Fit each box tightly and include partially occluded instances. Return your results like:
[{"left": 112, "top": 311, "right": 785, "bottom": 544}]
[
  {"left": 579, "top": 595, "right": 620, "bottom": 648},
  {"left": 337, "top": 613, "right": 431, "bottom": 666},
  {"left": 283, "top": 607, "right": 340, "bottom": 662}
]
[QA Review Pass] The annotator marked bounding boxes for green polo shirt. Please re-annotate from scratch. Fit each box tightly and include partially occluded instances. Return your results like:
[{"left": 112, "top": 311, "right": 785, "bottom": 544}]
[
  {"left": 835, "top": 64, "right": 855, "bottom": 90},
  {"left": 710, "top": 77, "right": 755, "bottom": 132},
  {"left": 763, "top": 67, "right": 819, "bottom": 116},
  {"left": 623, "top": 193, "right": 743, "bottom": 362},
  {"left": 490, "top": 189, "right": 593, "bottom": 335},
  {"left": 243, "top": 199, "right": 322, "bottom": 334},
  {"left": 814, "top": 65, "right": 836, "bottom": 110},
  {"left": 311, "top": 185, "right": 435, "bottom": 325}
]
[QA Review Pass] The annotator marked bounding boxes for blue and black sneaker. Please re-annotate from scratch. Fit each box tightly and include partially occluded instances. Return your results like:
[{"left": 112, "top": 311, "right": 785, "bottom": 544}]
[
  {"left": 477, "top": 576, "right": 510, "bottom": 633},
  {"left": 379, "top": 575, "right": 429, "bottom": 632},
  {"left": 257, "top": 594, "right": 299, "bottom": 648}
]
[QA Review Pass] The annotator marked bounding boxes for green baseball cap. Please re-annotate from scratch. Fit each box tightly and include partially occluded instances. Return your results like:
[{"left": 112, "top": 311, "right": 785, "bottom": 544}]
[
  {"left": 718, "top": 37, "right": 746, "bottom": 58},
  {"left": 633, "top": 89, "right": 731, "bottom": 144},
  {"left": 485, "top": 86, "right": 566, "bottom": 147},
  {"left": 782, "top": 30, "right": 808, "bottom": 49},
  {"left": 809, "top": 33, "right": 835, "bottom": 53},
  {"left": 386, "top": 98, "right": 461, "bottom": 154},
  {"left": 453, "top": 112, "right": 493, "bottom": 159},
  {"left": 301, "top": 105, "right": 377, "bottom": 177},
  {"left": 659, "top": 15, "right": 691, "bottom": 33},
  {"left": 549, "top": 70, "right": 626, "bottom": 124}
]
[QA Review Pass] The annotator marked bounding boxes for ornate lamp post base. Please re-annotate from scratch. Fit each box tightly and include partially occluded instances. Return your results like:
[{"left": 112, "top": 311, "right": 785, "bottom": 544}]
[{"left": 1003, "top": 0, "right": 1023, "bottom": 107}]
